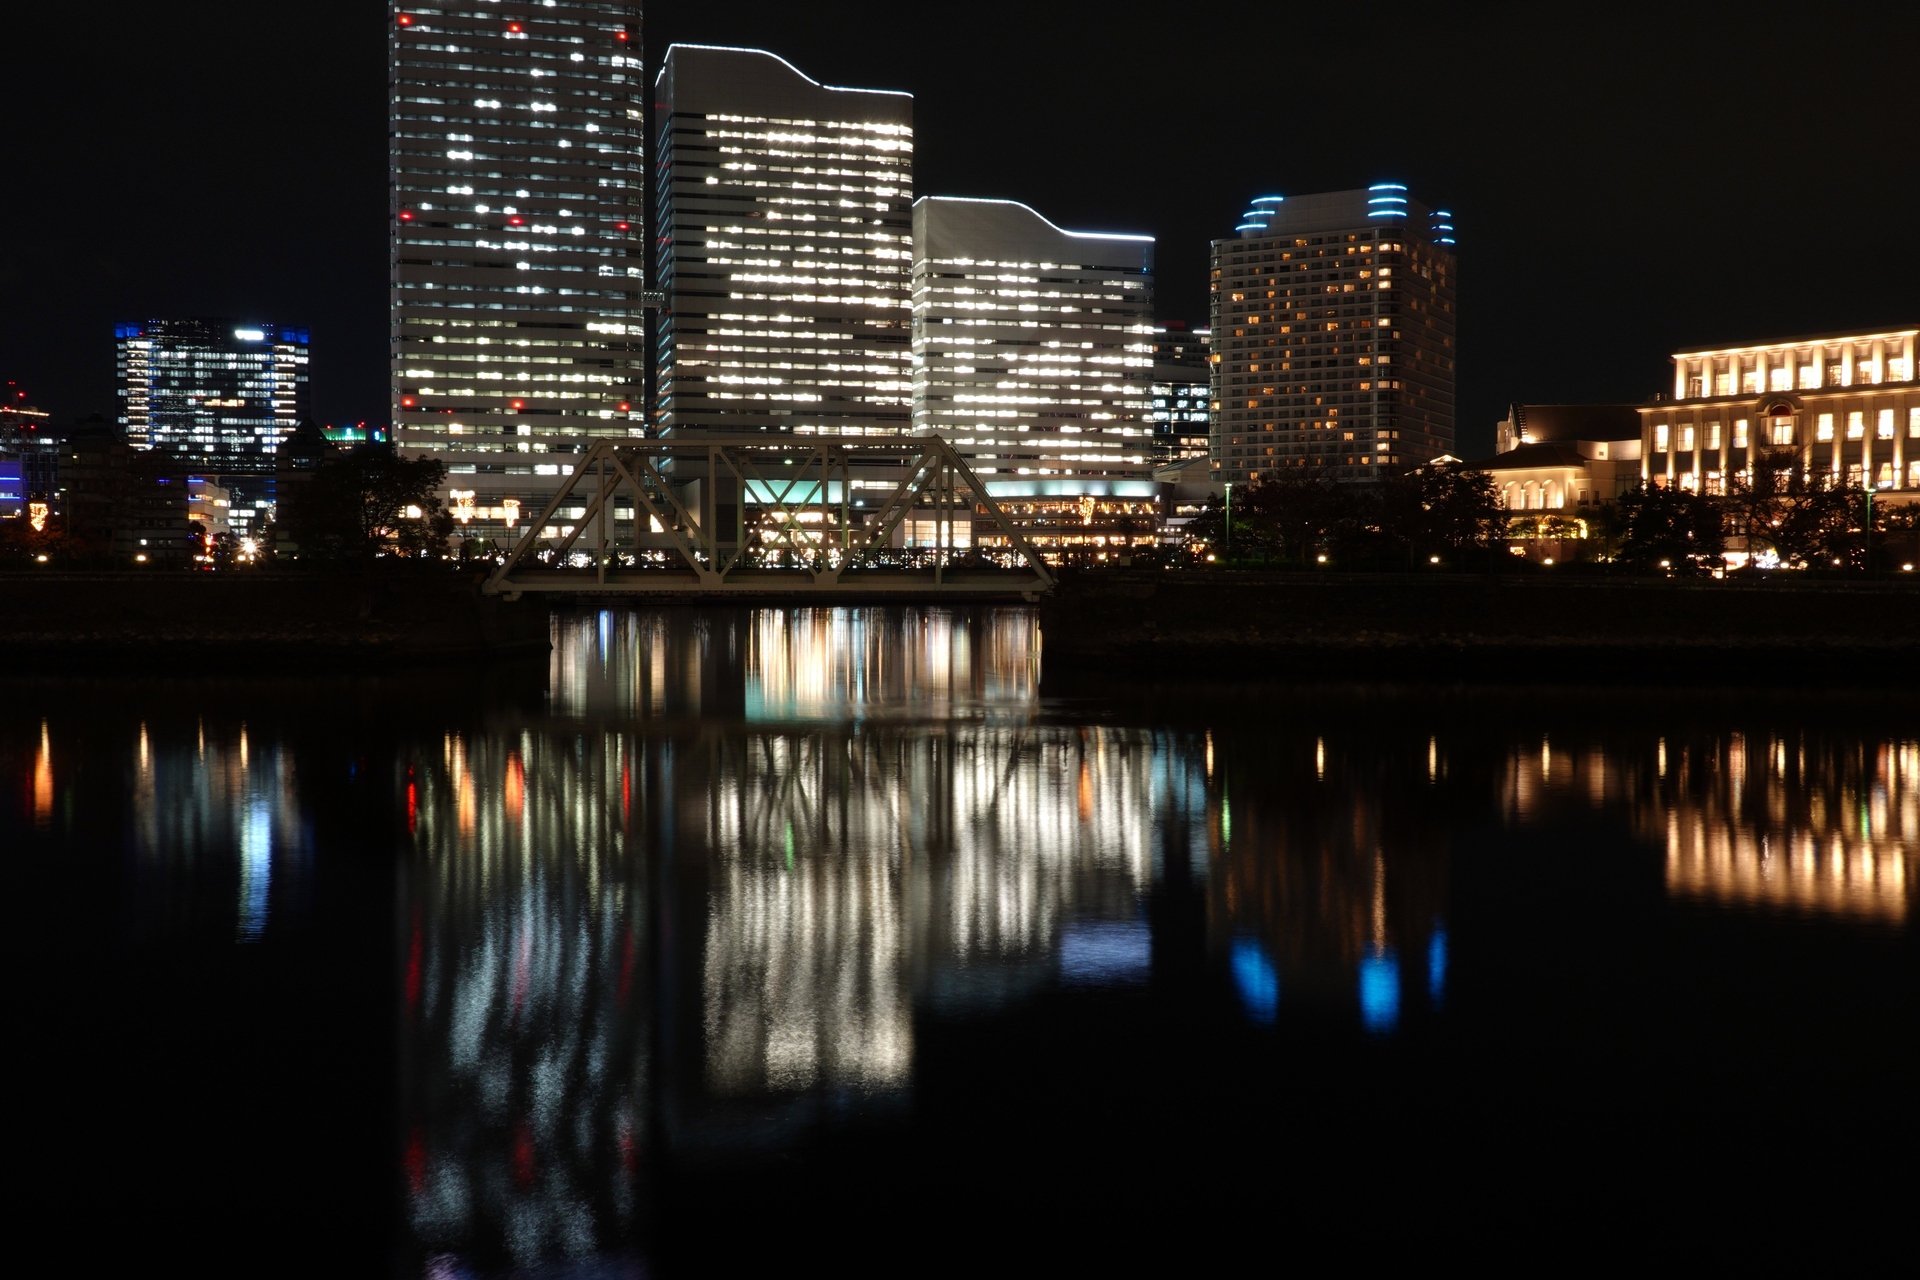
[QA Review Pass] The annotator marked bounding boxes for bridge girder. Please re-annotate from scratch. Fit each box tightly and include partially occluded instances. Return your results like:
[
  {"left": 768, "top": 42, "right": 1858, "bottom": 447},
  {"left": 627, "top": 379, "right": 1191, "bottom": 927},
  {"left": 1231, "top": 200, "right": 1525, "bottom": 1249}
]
[{"left": 482, "top": 434, "right": 1056, "bottom": 597}]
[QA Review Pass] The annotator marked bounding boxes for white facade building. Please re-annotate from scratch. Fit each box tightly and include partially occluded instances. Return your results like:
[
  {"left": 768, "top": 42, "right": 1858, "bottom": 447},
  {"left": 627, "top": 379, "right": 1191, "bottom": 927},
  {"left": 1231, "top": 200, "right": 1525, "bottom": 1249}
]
[
  {"left": 911, "top": 197, "right": 1159, "bottom": 550},
  {"left": 652, "top": 45, "right": 914, "bottom": 440}
]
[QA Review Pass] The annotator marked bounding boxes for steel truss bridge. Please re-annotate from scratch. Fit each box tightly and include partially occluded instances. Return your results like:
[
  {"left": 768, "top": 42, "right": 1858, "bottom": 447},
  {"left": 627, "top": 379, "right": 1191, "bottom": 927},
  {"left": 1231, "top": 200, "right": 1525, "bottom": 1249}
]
[{"left": 482, "top": 434, "right": 1056, "bottom": 597}]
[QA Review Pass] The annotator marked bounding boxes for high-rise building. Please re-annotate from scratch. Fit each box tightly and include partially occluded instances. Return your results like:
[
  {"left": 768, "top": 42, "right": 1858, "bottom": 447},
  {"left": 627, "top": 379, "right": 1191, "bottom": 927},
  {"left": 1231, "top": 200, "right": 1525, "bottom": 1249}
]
[
  {"left": 1150, "top": 322, "right": 1212, "bottom": 463},
  {"left": 653, "top": 45, "right": 914, "bottom": 440},
  {"left": 389, "top": 1, "right": 646, "bottom": 548},
  {"left": 0, "top": 389, "right": 58, "bottom": 506},
  {"left": 911, "top": 196, "right": 1159, "bottom": 551},
  {"left": 114, "top": 319, "right": 310, "bottom": 532},
  {"left": 1210, "top": 186, "right": 1456, "bottom": 484}
]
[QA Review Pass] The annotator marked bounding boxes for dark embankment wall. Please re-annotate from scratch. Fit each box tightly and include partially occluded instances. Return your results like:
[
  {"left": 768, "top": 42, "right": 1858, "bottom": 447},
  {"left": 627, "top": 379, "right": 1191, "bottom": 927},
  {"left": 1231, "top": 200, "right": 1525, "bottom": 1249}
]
[
  {"left": 1040, "top": 571, "right": 1920, "bottom": 683},
  {"left": 0, "top": 573, "right": 551, "bottom": 670}
]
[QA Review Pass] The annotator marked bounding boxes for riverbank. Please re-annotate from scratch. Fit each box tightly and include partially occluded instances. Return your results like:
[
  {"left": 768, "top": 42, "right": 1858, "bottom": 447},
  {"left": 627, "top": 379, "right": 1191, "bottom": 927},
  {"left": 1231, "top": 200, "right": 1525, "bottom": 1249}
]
[
  {"left": 1040, "top": 570, "right": 1920, "bottom": 683},
  {"left": 0, "top": 572, "right": 551, "bottom": 670}
]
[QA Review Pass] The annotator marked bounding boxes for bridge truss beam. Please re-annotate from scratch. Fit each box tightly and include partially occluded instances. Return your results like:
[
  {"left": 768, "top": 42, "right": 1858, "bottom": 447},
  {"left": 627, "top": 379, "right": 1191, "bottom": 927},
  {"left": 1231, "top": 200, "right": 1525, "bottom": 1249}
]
[{"left": 481, "top": 434, "right": 1056, "bottom": 597}]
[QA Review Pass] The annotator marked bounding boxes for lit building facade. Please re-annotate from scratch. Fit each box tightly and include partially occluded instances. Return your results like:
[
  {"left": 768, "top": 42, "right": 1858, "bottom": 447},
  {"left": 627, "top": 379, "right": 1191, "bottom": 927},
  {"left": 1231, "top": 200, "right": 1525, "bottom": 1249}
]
[
  {"left": 1150, "top": 322, "right": 1211, "bottom": 463},
  {"left": 652, "top": 45, "right": 914, "bottom": 441},
  {"left": 1640, "top": 328, "right": 1919, "bottom": 498},
  {"left": 114, "top": 319, "right": 310, "bottom": 533},
  {"left": 389, "top": 1, "right": 647, "bottom": 548},
  {"left": 1477, "top": 404, "right": 1644, "bottom": 512},
  {"left": 911, "top": 196, "right": 1159, "bottom": 550},
  {"left": 0, "top": 395, "right": 58, "bottom": 506},
  {"left": 1210, "top": 186, "right": 1456, "bottom": 484}
]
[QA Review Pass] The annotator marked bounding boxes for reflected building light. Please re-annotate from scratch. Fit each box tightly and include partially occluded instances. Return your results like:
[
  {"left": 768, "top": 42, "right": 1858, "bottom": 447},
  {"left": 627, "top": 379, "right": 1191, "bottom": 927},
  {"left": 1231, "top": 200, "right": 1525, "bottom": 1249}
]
[
  {"left": 33, "top": 719, "right": 53, "bottom": 826},
  {"left": 1058, "top": 919, "right": 1151, "bottom": 987},
  {"left": 743, "top": 607, "right": 1038, "bottom": 722},
  {"left": 1503, "top": 735, "right": 1912, "bottom": 919},
  {"left": 1231, "top": 935, "right": 1280, "bottom": 1025},
  {"left": 124, "top": 722, "right": 309, "bottom": 944},
  {"left": 1359, "top": 946, "right": 1401, "bottom": 1035},
  {"left": 699, "top": 721, "right": 1162, "bottom": 1094},
  {"left": 1427, "top": 927, "right": 1448, "bottom": 1008},
  {"left": 404, "top": 727, "right": 645, "bottom": 1270}
]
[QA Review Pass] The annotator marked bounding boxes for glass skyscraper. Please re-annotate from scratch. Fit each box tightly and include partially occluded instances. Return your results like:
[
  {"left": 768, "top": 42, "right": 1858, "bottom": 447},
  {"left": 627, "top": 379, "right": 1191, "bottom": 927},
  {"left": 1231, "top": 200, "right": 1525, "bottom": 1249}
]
[
  {"left": 114, "top": 318, "right": 310, "bottom": 532},
  {"left": 652, "top": 45, "right": 914, "bottom": 440},
  {"left": 389, "top": 1, "right": 646, "bottom": 546}
]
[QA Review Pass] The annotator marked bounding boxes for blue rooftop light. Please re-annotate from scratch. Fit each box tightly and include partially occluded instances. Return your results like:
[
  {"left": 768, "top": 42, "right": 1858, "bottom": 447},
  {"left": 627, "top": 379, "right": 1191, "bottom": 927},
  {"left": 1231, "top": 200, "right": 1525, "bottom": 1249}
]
[
  {"left": 1369, "top": 182, "right": 1407, "bottom": 192},
  {"left": 1250, "top": 195, "right": 1285, "bottom": 205},
  {"left": 1367, "top": 195, "right": 1408, "bottom": 205}
]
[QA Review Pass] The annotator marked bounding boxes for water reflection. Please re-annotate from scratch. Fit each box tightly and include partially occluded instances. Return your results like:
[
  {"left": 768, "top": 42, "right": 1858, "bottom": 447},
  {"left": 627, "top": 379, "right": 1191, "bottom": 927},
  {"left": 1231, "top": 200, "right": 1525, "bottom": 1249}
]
[
  {"left": 1497, "top": 730, "right": 1916, "bottom": 922},
  {"left": 548, "top": 606, "right": 1040, "bottom": 722},
  {"left": 403, "top": 728, "right": 646, "bottom": 1270},
  {"left": 10, "top": 607, "right": 1916, "bottom": 1273}
]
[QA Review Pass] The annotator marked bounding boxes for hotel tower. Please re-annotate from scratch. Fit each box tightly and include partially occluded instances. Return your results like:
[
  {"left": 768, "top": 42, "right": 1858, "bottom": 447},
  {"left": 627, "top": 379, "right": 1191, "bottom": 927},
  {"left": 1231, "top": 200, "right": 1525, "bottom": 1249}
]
[
  {"left": 1210, "top": 186, "right": 1457, "bottom": 484},
  {"left": 389, "top": 1, "right": 647, "bottom": 546}
]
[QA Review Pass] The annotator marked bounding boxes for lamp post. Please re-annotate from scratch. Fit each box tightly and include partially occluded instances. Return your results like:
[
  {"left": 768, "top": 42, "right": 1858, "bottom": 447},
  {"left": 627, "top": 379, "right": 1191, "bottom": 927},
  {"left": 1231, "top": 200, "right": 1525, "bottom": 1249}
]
[
  {"left": 1864, "top": 487, "right": 1873, "bottom": 575},
  {"left": 1223, "top": 482, "right": 1233, "bottom": 559}
]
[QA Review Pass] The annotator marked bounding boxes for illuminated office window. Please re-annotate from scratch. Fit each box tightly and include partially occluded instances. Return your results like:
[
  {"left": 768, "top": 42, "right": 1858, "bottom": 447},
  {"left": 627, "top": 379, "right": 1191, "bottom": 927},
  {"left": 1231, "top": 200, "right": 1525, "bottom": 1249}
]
[
  {"left": 1877, "top": 408, "right": 1894, "bottom": 439},
  {"left": 1817, "top": 413, "right": 1834, "bottom": 441},
  {"left": 1848, "top": 411, "right": 1865, "bottom": 439}
]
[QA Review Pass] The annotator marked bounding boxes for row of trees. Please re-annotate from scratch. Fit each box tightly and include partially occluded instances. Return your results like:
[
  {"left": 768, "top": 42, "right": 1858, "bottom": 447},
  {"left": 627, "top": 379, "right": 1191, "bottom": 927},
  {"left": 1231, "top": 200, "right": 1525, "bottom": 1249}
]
[
  {"left": 1180, "top": 455, "right": 1920, "bottom": 573},
  {"left": 1183, "top": 462, "right": 1509, "bottom": 568},
  {"left": 0, "top": 443, "right": 458, "bottom": 566},
  {"left": 1606, "top": 457, "right": 1919, "bottom": 571}
]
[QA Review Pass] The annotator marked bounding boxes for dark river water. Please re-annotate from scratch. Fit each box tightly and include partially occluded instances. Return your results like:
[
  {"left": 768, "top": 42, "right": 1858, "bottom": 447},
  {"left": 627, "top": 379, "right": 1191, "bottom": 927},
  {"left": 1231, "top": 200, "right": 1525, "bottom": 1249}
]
[{"left": 6, "top": 606, "right": 1915, "bottom": 1273}]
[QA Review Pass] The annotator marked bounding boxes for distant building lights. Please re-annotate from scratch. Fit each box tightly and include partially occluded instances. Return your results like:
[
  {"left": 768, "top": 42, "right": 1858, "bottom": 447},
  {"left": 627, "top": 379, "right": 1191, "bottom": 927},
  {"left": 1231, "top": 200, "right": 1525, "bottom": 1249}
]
[{"left": 233, "top": 328, "right": 265, "bottom": 341}]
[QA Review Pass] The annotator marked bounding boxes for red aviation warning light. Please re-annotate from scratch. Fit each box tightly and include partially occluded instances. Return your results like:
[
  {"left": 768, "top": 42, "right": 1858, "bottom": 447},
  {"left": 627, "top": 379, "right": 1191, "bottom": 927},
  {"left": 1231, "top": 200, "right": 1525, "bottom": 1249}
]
[
  {"left": 507, "top": 22, "right": 522, "bottom": 33},
  {"left": 616, "top": 222, "right": 630, "bottom": 231},
  {"left": 618, "top": 402, "right": 631, "bottom": 412},
  {"left": 402, "top": 397, "right": 415, "bottom": 407},
  {"left": 511, "top": 400, "right": 524, "bottom": 410},
  {"left": 399, "top": 210, "right": 415, "bottom": 221},
  {"left": 508, "top": 216, "right": 525, "bottom": 226},
  {"left": 616, "top": 30, "right": 628, "bottom": 41},
  {"left": 397, "top": 14, "right": 413, "bottom": 25}
]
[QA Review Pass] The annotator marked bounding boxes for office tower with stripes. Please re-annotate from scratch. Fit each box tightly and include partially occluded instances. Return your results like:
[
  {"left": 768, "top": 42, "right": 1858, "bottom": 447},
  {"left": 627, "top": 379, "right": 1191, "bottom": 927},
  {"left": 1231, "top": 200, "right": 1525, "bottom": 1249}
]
[
  {"left": 389, "top": 1, "right": 646, "bottom": 546},
  {"left": 911, "top": 196, "right": 1159, "bottom": 551},
  {"left": 652, "top": 45, "right": 914, "bottom": 440}
]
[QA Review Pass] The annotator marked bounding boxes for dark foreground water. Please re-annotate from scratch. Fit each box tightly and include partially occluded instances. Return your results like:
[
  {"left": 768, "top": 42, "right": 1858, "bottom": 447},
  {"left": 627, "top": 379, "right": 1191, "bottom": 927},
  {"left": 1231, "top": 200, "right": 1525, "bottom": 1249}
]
[{"left": 6, "top": 606, "right": 1915, "bottom": 1273}]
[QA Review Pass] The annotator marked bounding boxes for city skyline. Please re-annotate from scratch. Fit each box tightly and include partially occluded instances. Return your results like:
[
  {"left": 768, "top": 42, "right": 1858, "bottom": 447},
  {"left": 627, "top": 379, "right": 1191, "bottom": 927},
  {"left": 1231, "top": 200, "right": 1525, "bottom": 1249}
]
[{"left": 3, "top": 5, "right": 1917, "bottom": 459}]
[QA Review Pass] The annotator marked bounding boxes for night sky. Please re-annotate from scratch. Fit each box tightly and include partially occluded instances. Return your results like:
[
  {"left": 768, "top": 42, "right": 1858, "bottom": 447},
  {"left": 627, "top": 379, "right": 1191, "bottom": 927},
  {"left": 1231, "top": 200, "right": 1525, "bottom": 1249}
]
[{"left": 6, "top": 2, "right": 1915, "bottom": 458}]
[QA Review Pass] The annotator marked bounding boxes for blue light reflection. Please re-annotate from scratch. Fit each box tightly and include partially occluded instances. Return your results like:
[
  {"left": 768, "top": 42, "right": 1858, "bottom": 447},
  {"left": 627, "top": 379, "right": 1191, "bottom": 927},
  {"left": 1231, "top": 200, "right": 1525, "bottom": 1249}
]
[
  {"left": 1230, "top": 936, "right": 1279, "bottom": 1025},
  {"left": 1359, "top": 947, "right": 1400, "bottom": 1034}
]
